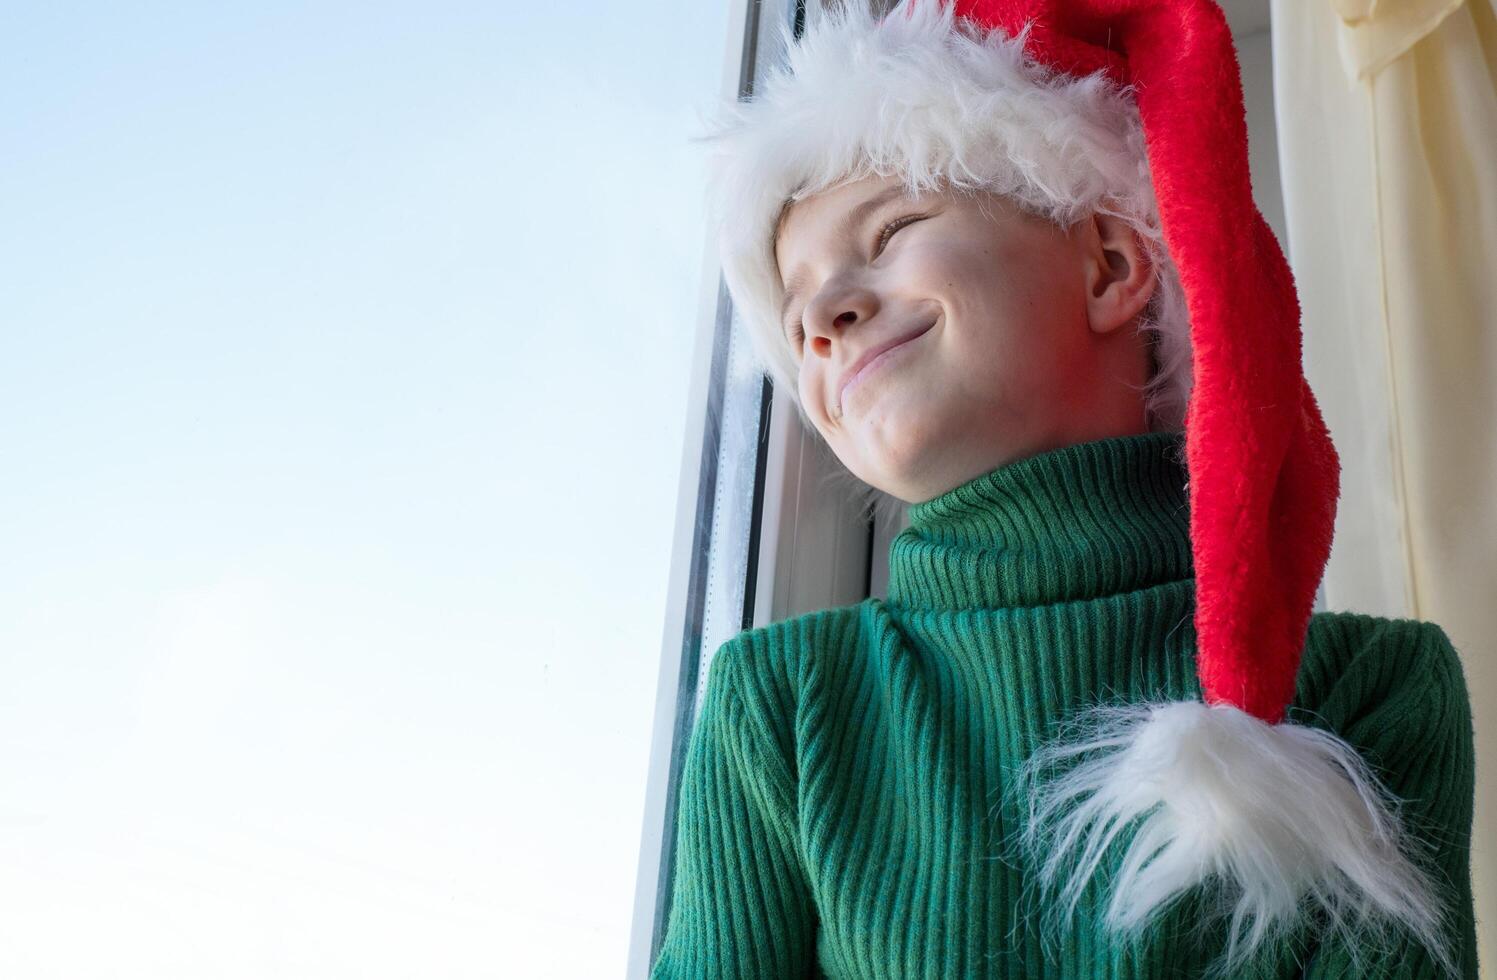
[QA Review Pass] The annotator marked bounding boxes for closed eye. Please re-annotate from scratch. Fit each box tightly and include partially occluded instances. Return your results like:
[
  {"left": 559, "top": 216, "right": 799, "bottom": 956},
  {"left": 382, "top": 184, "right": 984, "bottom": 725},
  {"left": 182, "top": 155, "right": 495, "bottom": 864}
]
[{"left": 875, "top": 213, "right": 925, "bottom": 256}]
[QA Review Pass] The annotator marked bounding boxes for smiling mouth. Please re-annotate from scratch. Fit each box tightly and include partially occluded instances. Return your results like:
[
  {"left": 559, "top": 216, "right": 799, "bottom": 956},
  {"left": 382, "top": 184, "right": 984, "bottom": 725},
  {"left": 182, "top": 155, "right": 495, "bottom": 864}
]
[{"left": 837, "top": 318, "right": 937, "bottom": 416}]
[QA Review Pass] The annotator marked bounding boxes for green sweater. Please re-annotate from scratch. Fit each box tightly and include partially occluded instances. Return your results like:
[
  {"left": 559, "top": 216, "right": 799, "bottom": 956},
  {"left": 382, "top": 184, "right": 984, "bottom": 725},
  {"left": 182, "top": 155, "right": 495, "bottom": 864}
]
[{"left": 649, "top": 430, "right": 1477, "bottom": 979}]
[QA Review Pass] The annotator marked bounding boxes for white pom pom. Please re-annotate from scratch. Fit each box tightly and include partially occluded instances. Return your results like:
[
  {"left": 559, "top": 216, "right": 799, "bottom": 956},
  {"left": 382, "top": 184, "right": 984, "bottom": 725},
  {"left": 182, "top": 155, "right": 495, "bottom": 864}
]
[{"left": 1011, "top": 699, "right": 1457, "bottom": 978}]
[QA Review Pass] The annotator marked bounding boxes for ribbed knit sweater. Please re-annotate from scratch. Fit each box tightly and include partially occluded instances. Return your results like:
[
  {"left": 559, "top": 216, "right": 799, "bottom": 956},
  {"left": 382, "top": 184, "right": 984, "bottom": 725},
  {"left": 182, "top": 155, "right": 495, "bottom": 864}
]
[{"left": 648, "top": 430, "right": 1477, "bottom": 979}]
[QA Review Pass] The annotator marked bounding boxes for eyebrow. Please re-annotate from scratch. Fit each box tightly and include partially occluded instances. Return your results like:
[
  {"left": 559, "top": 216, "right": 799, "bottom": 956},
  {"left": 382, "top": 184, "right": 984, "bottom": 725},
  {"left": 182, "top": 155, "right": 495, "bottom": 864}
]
[{"left": 777, "top": 184, "right": 911, "bottom": 328}]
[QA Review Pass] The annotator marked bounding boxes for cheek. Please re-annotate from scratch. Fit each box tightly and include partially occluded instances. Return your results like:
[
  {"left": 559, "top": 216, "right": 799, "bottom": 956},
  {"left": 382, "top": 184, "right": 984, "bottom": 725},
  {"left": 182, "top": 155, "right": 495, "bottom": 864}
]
[
  {"left": 942, "top": 256, "right": 1074, "bottom": 354},
  {"left": 909, "top": 241, "right": 1018, "bottom": 320},
  {"left": 797, "top": 362, "right": 828, "bottom": 423}
]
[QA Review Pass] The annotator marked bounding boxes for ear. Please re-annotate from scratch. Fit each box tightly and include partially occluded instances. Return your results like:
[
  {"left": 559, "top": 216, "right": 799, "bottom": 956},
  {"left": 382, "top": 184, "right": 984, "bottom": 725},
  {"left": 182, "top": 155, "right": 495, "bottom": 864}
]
[{"left": 1080, "top": 210, "right": 1157, "bottom": 336}]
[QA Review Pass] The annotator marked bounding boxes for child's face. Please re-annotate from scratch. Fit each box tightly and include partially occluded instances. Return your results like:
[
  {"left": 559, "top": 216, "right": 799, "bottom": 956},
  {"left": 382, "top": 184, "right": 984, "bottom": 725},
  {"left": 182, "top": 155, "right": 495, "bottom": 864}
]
[{"left": 773, "top": 173, "right": 1155, "bottom": 503}]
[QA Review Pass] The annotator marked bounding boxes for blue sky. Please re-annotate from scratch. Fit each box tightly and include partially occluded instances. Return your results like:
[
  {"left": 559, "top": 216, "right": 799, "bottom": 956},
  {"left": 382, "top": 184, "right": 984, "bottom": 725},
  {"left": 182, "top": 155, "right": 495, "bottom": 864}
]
[{"left": 0, "top": 2, "right": 730, "bottom": 975}]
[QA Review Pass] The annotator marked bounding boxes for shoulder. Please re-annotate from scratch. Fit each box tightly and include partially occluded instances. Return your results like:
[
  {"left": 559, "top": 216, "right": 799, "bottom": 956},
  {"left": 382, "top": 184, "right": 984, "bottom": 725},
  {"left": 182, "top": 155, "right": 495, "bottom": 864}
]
[
  {"left": 1294, "top": 610, "right": 1473, "bottom": 779},
  {"left": 704, "top": 600, "right": 873, "bottom": 701},
  {"left": 1298, "top": 610, "right": 1469, "bottom": 709},
  {"left": 1304, "top": 607, "right": 1459, "bottom": 654},
  {"left": 696, "top": 601, "right": 873, "bottom": 764}
]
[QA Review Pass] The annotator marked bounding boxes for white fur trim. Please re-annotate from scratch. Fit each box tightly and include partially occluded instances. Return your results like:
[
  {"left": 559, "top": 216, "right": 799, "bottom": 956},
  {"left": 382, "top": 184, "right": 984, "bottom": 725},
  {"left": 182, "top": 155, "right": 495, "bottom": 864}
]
[
  {"left": 1012, "top": 699, "right": 1458, "bottom": 978},
  {"left": 693, "top": 0, "right": 1194, "bottom": 433}
]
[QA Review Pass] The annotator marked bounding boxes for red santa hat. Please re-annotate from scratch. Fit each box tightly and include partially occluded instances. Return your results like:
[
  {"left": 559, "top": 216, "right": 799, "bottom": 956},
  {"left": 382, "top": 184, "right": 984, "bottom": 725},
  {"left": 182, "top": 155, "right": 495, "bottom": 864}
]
[{"left": 696, "top": 0, "right": 1456, "bottom": 975}]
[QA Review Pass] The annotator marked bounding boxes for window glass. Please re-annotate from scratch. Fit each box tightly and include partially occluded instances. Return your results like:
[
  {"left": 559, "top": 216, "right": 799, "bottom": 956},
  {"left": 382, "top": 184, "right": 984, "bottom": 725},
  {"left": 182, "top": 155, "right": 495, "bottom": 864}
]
[{"left": 0, "top": 3, "right": 729, "bottom": 976}]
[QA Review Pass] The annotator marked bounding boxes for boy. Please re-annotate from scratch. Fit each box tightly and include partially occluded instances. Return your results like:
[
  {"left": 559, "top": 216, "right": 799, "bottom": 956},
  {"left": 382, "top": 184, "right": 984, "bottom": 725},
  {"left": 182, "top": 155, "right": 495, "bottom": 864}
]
[{"left": 650, "top": 2, "right": 1477, "bottom": 977}]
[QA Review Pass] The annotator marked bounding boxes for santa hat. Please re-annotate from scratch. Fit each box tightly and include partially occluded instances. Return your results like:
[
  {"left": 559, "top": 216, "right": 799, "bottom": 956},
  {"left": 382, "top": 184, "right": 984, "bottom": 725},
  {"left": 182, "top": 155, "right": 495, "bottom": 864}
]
[{"left": 696, "top": 0, "right": 1456, "bottom": 975}]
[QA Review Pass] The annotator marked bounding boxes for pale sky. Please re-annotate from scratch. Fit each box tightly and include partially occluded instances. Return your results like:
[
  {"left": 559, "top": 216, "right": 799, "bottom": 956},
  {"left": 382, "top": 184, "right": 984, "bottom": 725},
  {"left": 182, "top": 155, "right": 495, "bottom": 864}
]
[{"left": 0, "top": 2, "right": 730, "bottom": 976}]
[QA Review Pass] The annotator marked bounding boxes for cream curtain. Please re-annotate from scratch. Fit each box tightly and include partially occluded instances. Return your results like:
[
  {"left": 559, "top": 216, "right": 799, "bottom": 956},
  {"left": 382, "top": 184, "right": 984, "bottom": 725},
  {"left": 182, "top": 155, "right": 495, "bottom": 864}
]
[{"left": 1270, "top": 0, "right": 1497, "bottom": 971}]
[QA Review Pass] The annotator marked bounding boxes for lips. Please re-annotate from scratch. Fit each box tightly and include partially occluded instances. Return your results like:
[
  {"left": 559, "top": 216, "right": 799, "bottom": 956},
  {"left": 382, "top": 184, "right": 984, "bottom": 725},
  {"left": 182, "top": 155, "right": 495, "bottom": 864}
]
[{"left": 836, "top": 318, "right": 937, "bottom": 415}]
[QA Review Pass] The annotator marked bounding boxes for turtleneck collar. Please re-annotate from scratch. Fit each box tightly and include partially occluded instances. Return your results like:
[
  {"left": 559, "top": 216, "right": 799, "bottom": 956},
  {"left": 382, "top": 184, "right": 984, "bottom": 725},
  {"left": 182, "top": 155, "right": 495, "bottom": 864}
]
[{"left": 886, "top": 430, "right": 1193, "bottom": 611}]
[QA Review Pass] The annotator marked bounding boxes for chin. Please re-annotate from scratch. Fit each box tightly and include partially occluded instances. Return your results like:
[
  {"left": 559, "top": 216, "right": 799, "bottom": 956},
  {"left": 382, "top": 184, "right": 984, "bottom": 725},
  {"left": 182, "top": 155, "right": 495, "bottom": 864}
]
[{"left": 844, "top": 417, "right": 940, "bottom": 494}]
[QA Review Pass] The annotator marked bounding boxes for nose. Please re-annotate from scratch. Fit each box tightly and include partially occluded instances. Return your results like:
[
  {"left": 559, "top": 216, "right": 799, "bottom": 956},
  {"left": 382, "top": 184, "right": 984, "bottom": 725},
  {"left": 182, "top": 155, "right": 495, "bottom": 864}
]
[{"left": 803, "top": 282, "right": 878, "bottom": 358}]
